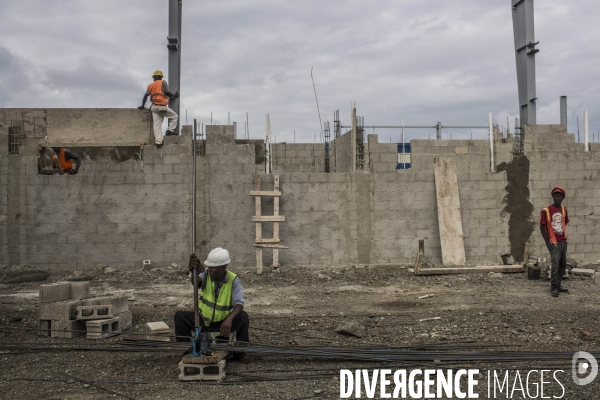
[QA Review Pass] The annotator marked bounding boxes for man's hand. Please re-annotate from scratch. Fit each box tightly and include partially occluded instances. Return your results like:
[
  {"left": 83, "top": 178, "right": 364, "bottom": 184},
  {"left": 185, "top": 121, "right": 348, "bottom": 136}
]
[
  {"left": 546, "top": 243, "right": 554, "bottom": 252},
  {"left": 220, "top": 316, "right": 233, "bottom": 337},
  {"left": 138, "top": 106, "right": 145, "bottom": 110},
  {"left": 174, "top": 91, "right": 180, "bottom": 99},
  {"left": 188, "top": 254, "right": 204, "bottom": 272}
]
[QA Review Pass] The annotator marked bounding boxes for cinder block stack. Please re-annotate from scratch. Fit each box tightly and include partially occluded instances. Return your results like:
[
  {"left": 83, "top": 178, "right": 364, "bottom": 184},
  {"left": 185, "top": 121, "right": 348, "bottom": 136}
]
[{"left": 38, "top": 282, "right": 132, "bottom": 339}]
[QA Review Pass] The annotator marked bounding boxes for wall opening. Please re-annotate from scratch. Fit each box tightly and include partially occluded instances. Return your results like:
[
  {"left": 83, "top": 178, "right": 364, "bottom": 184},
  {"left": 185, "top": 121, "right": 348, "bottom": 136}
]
[{"left": 8, "top": 126, "right": 20, "bottom": 155}]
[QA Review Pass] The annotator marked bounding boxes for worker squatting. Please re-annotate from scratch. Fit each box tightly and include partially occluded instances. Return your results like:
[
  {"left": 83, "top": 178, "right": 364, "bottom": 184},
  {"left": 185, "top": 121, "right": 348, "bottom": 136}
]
[{"left": 340, "top": 369, "right": 566, "bottom": 398}]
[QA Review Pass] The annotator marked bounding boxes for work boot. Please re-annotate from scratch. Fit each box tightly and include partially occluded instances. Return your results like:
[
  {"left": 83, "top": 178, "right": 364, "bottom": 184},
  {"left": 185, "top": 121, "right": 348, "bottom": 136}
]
[
  {"left": 551, "top": 288, "right": 559, "bottom": 297},
  {"left": 232, "top": 352, "right": 251, "bottom": 364},
  {"left": 166, "top": 130, "right": 177, "bottom": 136},
  {"left": 156, "top": 142, "right": 163, "bottom": 148},
  {"left": 558, "top": 287, "right": 569, "bottom": 293}
]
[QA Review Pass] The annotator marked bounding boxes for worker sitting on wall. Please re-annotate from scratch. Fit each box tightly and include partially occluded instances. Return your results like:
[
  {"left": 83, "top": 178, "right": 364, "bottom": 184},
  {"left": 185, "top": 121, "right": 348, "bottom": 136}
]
[
  {"left": 52, "top": 147, "right": 81, "bottom": 175},
  {"left": 174, "top": 247, "right": 250, "bottom": 363},
  {"left": 138, "top": 70, "right": 179, "bottom": 148}
]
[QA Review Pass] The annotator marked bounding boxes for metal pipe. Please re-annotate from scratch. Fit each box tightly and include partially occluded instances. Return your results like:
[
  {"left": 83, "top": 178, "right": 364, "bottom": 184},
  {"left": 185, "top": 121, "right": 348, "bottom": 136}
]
[
  {"left": 489, "top": 112, "right": 495, "bottom": 172},
  {"left": 192, "top": 119, "right": 199, "bottom": 330},
  {"left": 584, "top": 110, "right": 589, "bottom": 151}
]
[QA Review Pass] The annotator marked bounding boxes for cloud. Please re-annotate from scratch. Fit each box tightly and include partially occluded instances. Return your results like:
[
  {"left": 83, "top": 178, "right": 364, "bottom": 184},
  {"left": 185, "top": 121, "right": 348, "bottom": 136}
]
[{"left": 1, "top": 1, "right": 599, "bottom": 143}]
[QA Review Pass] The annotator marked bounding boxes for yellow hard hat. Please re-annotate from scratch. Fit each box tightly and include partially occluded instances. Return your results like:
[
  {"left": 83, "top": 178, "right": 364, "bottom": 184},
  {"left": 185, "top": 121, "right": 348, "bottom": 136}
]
[{"left": 152, "top": 70, "right": 164, "bottom": 77}]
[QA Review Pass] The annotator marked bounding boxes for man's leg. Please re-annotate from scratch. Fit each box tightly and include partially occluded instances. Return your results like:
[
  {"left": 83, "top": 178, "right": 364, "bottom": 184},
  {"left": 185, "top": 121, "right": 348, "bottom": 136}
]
[
  {"left": 164, "top": 107, "right": 178, "bottom": 133},
  {"left": 174, "top": 310, "right": 195, "bottom": 342},
  {"left": 550, "top": 244, "right": 562, "bottom": 296},
  {"left": 557, "top": 242, "right": 568, "bottom": 291},
  {"left": 151, "top": 105, "right": 164, "bottom": 144},
  {"left": 232, "top": 311, "right": 249, "bottom": 343}
]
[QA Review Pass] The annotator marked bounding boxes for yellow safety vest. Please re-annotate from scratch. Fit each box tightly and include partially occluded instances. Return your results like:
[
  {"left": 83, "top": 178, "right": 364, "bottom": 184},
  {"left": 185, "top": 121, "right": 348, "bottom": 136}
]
[{"left": 198, "top": 271, "right": 236, "bottom": 326}]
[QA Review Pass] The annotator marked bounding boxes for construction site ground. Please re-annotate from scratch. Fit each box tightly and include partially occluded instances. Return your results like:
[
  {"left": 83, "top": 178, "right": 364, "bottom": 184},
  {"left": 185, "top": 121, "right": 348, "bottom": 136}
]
[{"left": 1, "top": 262, "right": 600, "bottom": 399}]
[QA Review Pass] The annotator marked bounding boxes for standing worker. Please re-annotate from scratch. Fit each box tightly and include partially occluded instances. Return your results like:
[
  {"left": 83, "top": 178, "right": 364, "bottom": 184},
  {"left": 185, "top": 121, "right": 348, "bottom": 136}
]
[
  {"left": 174, "top": 247, "right": 250, "bottom": 363},
  {"left": 138, "top": 70, "right": 179, "bottom": 148},
  {"left": 540, "top": 187, "right": 569, "bottom": 297},
  {"left": 52, "top": 147, "right": 81, "bottom": 175}
]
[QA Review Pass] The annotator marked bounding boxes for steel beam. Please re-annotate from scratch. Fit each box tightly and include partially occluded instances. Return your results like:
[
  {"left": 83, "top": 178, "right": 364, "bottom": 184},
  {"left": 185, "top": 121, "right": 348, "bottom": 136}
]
[
  {"left": 168, "top": 0, "right": 182, "bottom": 134},
  {"left": 512, "top": 0, "right": 538, "bottom": 127}
]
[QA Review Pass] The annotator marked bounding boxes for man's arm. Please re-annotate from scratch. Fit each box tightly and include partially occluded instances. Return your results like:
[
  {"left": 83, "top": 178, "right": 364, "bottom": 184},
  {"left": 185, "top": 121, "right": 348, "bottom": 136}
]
[
  {"left": 64, "top": 150, "right": 81, "bottom": 171},
  {"left": 163, "top": 80, "right": 179, "bottom": 99},
  {"left": 220, "top": 303, "right": 243, "bottom": 337},
  {"left": 540, "top": 224, "right": 552, "bottom": 252},
  {"left": 138, "top": 93, "right": 149, "bottom": 109}
]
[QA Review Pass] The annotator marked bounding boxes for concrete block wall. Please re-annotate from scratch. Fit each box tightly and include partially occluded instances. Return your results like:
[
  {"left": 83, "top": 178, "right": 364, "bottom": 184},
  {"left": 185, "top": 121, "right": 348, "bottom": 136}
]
[
  {"left": 271, "top": 143, "right": 326, "bottom": 173},
  {"left": 0, "top": 113, "right": 193, "bottom": 268},
  {"left": 3, "top": 108, "right": 599, "bottom": 269},
  {"left": 524, "top": 124, "right": 600, "bottom": 263},
  {"left": 367, "top": 134, "right": 399, "bottom": 172},
  {"left": 330, "top": 129, "right": 353, "bottom": 173}
]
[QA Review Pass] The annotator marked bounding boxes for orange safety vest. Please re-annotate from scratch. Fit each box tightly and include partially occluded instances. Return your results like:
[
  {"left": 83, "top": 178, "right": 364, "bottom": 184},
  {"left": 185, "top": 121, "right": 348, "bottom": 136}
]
[
  {"left": 52, "top": 149, "right": 73, "bottom": 172},
  {"left": 543, "top": 206, "right": 567, "bottom": 244},
  {"left": 147, "top": 80, "right": 169, "bottom": 106}
]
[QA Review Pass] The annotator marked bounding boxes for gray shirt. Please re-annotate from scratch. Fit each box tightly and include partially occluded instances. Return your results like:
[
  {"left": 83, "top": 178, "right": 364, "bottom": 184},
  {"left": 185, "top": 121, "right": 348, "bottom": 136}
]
[{"left": 198, "top": 270, "right": 244, "bottom": 306}]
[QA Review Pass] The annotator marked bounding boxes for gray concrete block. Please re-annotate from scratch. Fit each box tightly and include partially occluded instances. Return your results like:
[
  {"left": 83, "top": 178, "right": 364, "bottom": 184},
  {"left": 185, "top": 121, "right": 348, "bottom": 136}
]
[
  {"left": 39, "top": 282, "right": 71, "bottom": 303},
  {"left": 178, "top": 359, "right": 226, "bottom": 381},
  {"left": 81, "top": 295, "right": 129, "bottom": 314},
  {"left": 76, "top": 305, "right": 113, "bottom": 320},
  {"left": 116, "top": 311, "right": 133, "bottom": 328},
  {"left": 52, "top": 319, "right": 86, "bottom": 338},
  {"left": 86, "top": 317, "right": 121, "bottom": 339},
  {"left": 38, "top": 320, "right": 51, "bottom": 336},
  {"left": 40, "top": 299, "right": 82, "bottom": 320},
  {"left": 69, "top": 282, "right": 90, "bottom": 300}
]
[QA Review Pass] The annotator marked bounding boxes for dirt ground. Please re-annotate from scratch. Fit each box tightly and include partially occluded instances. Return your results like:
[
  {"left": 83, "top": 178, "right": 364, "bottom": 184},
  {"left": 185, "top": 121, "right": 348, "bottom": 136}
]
[{"left": 1, "top": 262, "right": 600, "bottom": 400}]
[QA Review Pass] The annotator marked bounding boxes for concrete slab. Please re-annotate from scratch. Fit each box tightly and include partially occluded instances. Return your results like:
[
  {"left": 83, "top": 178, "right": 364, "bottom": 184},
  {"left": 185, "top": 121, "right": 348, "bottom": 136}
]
[
  {"left": 39, "top": 299, "right": 82, "bottom": 321},
  {"left": 115, "top": 311, "right": 132, "bottom": 328},
  {"left": 69, "top": 282, "right": 90, "bottom": 300},
  {"left": 147, "top": 321, "right": 170, "bottom": 334},
  {"left": 39, "top": 282, "right": 71, "bottom": 303}
]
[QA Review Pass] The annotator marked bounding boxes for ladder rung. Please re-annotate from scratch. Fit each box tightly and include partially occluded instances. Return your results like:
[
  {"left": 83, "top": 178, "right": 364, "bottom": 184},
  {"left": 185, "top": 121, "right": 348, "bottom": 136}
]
[
  {"left": 250, "top": 190, "right": 282, "bottom": 197},
  {"left": 252, "top": 216, "right": 285, "bottom": 222},
  {"left": 255, "top": 239, "right": 280, "bottom": 244}
]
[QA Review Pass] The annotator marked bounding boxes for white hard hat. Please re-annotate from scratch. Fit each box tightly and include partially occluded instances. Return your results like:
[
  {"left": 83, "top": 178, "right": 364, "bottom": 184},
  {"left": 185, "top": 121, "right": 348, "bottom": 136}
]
[{"left": 204, "top": 247, "right": 231, "bottom": 267}]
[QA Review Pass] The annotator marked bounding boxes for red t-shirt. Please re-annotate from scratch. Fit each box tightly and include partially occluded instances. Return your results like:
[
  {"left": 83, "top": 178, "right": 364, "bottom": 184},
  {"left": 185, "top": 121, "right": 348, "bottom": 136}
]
[{"left": 540, "top": 205, "right": 569, "bottom": 242}]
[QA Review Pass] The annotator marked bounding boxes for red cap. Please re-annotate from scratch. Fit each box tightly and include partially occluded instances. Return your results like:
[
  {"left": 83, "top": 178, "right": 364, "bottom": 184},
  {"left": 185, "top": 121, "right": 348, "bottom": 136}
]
[{"left": 551, "top": 187, "right": 565, "bottom": 197}]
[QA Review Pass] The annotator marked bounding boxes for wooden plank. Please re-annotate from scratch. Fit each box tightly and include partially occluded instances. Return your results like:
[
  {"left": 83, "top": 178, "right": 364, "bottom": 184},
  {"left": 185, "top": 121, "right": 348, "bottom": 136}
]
[
  {"left": 253, "top": 244, "right": 289, "bottom": 249},
  {"left": 255, "top": 239, "right": 280, "bottom": 244},
  {"left": 415, "top": 265, "right": 525, "bottom": 276},
  {"left": 433, "top": 157, "right": 466, "bottom": 266},
  {"left": 414, "top": 239, "right": 424, "bottom": 273},
  {"left": 522, "top": 242, "right": 530, "bottom": 266},
  {"left": 249, "top": 190, "right": 282, "bottom": 197},
  {"left": 252, "top": 216, "right": 285, "bottom": 222},
  {"left": 256, "top": 248, "right": 263, "bottom": 275},
  {"left": 272, "top": 249, "right": 279, "bottom": 269}
]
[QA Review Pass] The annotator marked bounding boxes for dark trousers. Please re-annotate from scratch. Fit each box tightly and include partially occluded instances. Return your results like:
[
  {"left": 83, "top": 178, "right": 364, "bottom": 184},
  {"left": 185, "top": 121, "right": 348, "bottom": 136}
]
[
  {"left": 174, "top": 310, "right": 249, "bottom": 343},
  {"left": 550, "top": 241, "right": 567, "bottom": 290}
]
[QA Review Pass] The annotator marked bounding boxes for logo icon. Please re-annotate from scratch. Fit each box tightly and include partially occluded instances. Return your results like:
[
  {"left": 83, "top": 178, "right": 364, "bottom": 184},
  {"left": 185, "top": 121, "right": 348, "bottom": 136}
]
[{"left": 572, "top": 351, "right": 598, "bottom": 386}]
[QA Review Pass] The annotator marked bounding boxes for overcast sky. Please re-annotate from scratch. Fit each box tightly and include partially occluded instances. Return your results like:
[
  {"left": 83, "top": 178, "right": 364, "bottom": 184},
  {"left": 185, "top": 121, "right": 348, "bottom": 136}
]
[{"left": 1, "top": 1, "right": 599, "bottom": 143}]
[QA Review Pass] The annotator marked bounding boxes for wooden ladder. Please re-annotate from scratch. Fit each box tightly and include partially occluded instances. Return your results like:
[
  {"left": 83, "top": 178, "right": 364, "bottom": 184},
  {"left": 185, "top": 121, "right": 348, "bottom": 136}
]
[{"left": 251, "top": 174, "right": 288, "bottom": 274}]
